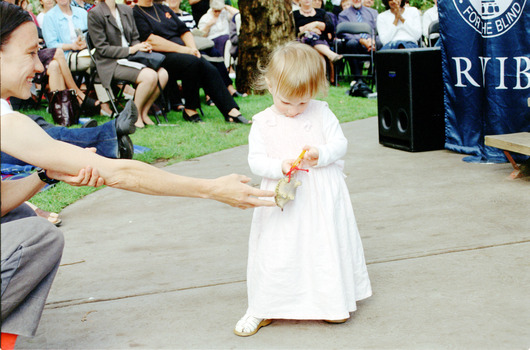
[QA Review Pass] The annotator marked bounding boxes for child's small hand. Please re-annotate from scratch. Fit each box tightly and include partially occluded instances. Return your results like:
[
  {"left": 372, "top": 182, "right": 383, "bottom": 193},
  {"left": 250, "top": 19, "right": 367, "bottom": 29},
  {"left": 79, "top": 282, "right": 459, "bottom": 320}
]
[
  {"left": 281, "top": 159, "right": 295, "bottom": 175},
  {"left": 302, "top": 146, "right": 319, "bottom": 167}
]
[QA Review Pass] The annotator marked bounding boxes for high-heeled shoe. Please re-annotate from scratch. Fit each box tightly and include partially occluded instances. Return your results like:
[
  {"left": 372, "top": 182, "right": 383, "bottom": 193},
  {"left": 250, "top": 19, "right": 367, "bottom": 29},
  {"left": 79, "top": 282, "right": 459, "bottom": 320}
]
[
  {"left": 225, "top": 113, "right": 251, "bottom": 124},
  {"left": 231, "top": 91, "right": 248, "bottom": 98},
  {"left": 183, "top": 109, "right": 203, "bottom": 123}
]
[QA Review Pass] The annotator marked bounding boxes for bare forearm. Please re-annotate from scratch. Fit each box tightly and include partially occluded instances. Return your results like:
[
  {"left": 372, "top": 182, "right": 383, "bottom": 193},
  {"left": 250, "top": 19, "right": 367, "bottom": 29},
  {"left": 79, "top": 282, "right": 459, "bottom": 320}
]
[
  {"left": 102, "top": 161, "right": 275, "bottom": 208},
  {"left": 181, "top": 31, "right": 196, "bottom": 49},
  {"left": 1, "top": 113, "right": 276, "bottom": 209},
  {"left": 146, "top": 34, "right": 187, "bottom": 53},
  {"left": 1, "top": 174, "right": 45, "bottom": 217}
]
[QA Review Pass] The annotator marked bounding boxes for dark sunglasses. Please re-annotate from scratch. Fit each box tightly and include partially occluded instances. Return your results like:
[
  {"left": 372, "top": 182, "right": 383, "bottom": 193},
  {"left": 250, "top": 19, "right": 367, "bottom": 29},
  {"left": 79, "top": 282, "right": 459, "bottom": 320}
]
[{"left": 125, "top": 0, "right": 138, "bottom": 5}]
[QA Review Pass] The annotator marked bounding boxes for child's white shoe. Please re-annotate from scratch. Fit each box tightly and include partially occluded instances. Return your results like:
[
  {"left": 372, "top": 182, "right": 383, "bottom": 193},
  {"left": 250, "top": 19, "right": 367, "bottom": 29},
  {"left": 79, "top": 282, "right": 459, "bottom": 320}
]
[{"left": 233, "top": 313, "right": 272, "bottom": 337}]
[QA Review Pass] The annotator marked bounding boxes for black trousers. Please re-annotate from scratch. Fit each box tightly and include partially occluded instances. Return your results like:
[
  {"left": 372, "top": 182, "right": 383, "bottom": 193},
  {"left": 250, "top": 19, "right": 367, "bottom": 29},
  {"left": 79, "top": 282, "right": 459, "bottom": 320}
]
[{"left": 162, "top": 52, "right": 238, "bottom": 116}]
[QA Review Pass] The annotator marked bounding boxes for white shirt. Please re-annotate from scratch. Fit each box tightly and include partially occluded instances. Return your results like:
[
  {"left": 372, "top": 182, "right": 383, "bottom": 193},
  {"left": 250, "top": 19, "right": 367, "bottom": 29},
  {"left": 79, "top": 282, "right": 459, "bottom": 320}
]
[
  {"left": 198, "top": 8, "right": 231, "bottom": 40},
  {"left": 114, "top": 7, "right": 129, "bottom": 47},
  {"left": 1, "top": 99, "right": 14, "bottom": 117},
  {"left": 376, "top": 6, "right": 422, "bottom": 45},
  {"left": 65, "top": 13, "right": 78, "bottom": 42},
  {"left": 37, "top": 12, "right": 46, "bottom": 27}
]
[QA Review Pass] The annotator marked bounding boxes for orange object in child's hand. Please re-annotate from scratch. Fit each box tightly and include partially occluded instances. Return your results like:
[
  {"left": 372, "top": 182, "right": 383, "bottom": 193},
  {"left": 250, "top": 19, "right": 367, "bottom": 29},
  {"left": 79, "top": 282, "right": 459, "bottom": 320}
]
[{"left": 290, "top": 150, "right": 306, "bottom": 171}]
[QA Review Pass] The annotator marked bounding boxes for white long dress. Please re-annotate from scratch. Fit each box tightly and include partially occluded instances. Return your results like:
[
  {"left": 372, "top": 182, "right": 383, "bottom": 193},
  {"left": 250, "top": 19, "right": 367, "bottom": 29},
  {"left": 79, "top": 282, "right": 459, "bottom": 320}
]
[{"left": 246, "top": 100, "right": 372, "bottom": 320}]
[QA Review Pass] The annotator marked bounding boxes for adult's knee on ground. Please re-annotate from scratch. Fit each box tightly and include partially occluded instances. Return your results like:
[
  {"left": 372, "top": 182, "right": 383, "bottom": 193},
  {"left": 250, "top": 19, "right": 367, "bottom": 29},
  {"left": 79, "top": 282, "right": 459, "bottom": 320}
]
[{"left": 30, "top": 217, "right": 65, "bottom": 261}]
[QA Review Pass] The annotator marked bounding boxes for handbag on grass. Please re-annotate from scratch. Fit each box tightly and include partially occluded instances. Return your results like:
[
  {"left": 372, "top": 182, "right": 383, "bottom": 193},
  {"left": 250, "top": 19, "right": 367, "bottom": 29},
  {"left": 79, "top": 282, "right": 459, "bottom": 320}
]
[
  {"left": 47, "top": 89, "right": 80, "bottom": 126},
  {"left": 127, "top": 51, "right": 166, "bottom": 70}
]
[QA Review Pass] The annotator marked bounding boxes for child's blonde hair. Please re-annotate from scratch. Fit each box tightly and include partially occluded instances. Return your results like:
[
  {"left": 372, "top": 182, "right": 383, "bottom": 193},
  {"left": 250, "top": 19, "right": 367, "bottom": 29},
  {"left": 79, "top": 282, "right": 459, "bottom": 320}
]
[{"left": 255, "top": 41, "right": 328, "bottom": 99}]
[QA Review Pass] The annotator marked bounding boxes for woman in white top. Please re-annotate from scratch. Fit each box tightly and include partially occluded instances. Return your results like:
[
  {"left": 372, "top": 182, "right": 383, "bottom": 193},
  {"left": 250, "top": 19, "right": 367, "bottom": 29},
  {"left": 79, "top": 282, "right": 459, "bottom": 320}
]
[
  {"left": 376, "top": 0, "right": 421, "bottom": 50},
  {"left": 197, "top": 0, "right": 239, "bottom": 57}
]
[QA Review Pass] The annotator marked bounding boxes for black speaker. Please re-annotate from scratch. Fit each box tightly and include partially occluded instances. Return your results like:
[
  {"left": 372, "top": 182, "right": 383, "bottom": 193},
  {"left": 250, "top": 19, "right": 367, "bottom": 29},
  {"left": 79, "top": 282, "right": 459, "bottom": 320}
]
[{"left": 375, "top": 48, "right": 445, "bottom": 152}]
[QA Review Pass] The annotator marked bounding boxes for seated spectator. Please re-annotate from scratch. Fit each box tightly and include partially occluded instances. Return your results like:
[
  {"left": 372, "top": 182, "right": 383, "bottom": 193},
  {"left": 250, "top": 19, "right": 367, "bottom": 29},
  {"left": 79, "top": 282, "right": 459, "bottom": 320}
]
[
  {"left": 11, "top": 0, "right": 108, "bottom": 115},
  {"left": 337, "top": 0, "right": 380, "bottom": 77},
  {"left": 36, "top": 47, "right": 107, "bottom": 114},
  {"left": 87, "top": 0, "right": 169, "bottom": 128},
  {"left": 293, "top": 0, "right": 342, "bottom": 64},
  {"left": 377, "top": 0, "right": 421, "bottom": 50},
  {"left": 197, "top": 0, "right": 238, "bottom": 63},
  {"left": 167, "top": 0, "right": 247, "bottom": 101},
  {"left": 422, "top": 0, "right": 438, "bottom": 45},
  {"left": 133, "top": 0, "right": 250, "bottom": 123},
  {"left": 36, "top": 0, "right": 55, "bottom": 27},
  {"left": 42, "top": 0, "right": 113, "bottom": 115}
]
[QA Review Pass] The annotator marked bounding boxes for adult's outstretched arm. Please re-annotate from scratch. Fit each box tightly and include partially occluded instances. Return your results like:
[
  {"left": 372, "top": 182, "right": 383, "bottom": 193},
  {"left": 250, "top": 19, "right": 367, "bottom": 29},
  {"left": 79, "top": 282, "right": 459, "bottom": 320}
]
[{"left": 0, "top": 113, "right": 275, "bottom": 208}]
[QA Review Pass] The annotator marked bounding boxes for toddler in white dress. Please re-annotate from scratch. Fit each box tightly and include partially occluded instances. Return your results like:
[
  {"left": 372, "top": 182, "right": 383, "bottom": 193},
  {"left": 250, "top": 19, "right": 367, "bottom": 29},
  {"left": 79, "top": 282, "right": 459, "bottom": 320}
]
[{"left": 234, "top": 42, "right": 372, "bottom": 337}]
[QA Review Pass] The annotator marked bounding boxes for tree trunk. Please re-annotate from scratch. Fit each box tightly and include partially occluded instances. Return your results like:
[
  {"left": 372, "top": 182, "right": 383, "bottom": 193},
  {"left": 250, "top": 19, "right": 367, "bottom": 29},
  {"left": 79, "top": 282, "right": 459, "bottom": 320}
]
[{"left": 236, "top": 0, "right": 296, "bottom": 94}]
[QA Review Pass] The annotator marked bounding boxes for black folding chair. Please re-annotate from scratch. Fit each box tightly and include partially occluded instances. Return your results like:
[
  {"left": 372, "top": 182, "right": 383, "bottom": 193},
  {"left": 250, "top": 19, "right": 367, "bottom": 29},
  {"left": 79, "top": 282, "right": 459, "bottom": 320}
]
[{"left": 334, "top": 22, "right": 376, "bottom": 87}]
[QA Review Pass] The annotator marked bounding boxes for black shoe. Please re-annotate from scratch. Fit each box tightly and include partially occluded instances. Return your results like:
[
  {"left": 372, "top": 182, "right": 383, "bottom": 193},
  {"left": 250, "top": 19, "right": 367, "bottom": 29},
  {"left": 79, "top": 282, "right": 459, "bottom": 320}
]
[
  {"left": 231, "top": 91, "right": 248, "bottom": 98},
  {"left": 183, "top": 109, "right": 203, "bottom": 123},
  {"left": 117, "top": 134, "right": 134, "bottom": 159},
  {"left": 225, "top": 113, "right": 251, "bottom": 124},
  {"left": 81, "top": 119, "right": 98, "bottom": 128},
  {"left": 115, "top": 100, "right": 138, "bottom": 136}
]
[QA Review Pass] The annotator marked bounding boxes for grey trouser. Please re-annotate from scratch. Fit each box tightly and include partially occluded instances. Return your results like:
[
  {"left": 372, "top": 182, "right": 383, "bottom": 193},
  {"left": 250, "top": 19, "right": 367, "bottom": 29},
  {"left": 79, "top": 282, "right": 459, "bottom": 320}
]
[{"left": 1, "top": 204, "right": 64, "bottom": 337}]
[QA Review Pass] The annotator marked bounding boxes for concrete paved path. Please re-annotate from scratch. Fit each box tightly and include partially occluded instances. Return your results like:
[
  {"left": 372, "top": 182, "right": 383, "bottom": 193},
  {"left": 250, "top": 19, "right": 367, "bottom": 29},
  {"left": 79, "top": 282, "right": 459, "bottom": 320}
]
[{"left": 18, "top": 117, "right": 530, "bottom": 349}]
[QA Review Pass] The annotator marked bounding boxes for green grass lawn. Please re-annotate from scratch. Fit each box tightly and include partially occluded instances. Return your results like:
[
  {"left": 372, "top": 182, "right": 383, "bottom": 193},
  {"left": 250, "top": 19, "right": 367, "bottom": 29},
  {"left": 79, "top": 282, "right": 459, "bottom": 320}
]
[{"left": 27, "top": 84, "right": 377, "bottom": 212}]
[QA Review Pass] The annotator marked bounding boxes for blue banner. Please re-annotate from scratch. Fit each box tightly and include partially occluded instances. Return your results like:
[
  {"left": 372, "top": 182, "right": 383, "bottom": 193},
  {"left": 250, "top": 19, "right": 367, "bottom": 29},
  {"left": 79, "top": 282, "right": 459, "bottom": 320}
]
[{"left": 440, "top": 0, "right": 530, "bottom": 162}]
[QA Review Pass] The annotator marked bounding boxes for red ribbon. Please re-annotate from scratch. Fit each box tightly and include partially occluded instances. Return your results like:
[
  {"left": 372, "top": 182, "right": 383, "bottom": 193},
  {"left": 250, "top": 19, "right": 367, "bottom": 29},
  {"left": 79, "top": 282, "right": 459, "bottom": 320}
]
[{"left": 286, "top": 166, "right": 308, "bottom": 183}]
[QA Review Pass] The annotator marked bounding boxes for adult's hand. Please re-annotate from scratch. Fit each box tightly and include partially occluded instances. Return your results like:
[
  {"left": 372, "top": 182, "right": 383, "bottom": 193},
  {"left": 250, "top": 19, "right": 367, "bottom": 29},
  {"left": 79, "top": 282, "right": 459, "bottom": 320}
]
[
  {"left": 207, "top": 174, "right": 276, "bottom": 209},
  {"left": 46, "top": 148, "right": 104, "bottom": 187},
  {"left": 360, "top": 38, "right": 376, "bottom": 51},
  {"left": 390, "top": 0, "right": 405, "bottom": 25},
  {"left": 72, "top": 36, "right": 87, "bottom": 51},
  {"left": 130, "top": 42, "right": 152, "bottom": 54},
  {"left": 187, "top": 47, "right": 201, "bottom": 57},
  {"left": 47, "top": 166, "right": 105, "bottom": 187}
]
